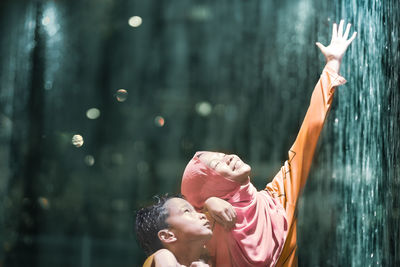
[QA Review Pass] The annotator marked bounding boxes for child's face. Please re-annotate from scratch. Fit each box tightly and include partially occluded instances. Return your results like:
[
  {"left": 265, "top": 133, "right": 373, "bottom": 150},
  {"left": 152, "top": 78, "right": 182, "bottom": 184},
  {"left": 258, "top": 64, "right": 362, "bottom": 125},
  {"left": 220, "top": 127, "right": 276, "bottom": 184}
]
[
  {"left": 198, "top": 152, "right": 251, "bottom": 184},
  {"left": 165, "top": 198, "right": 212, "bottom": 242}
]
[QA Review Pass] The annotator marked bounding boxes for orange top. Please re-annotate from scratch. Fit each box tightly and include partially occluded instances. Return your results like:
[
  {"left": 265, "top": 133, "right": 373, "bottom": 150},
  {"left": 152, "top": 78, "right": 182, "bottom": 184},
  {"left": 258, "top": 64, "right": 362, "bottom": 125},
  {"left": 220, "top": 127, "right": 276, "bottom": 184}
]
[
  {"left": 142, "top": 254, "right": 154, "bottom": 267},
  {"left": 266, "top": 66, "right": 346, "bottom": 266}
]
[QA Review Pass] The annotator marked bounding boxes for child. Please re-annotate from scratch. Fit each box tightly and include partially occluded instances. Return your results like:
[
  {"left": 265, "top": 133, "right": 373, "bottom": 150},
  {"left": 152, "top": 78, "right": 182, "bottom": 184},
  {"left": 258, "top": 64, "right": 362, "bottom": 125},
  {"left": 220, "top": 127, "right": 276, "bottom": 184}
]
[
  {"left": 136, "top": 195, "right": 212, "bottom": 267},
  {"left": 181, "top": 20, "right": 357, "bottom": 266}
]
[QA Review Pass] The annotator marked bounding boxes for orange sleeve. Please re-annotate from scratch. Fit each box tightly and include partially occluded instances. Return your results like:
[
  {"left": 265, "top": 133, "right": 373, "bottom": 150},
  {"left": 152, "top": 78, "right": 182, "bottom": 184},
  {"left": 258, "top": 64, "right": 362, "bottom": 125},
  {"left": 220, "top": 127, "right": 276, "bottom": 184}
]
[
  {"left": 267, "top": 67, "right": 346, "bottom": 267},
  {"left": 142, "top": 254, "right": 154, "bottom": 267},
  {"left": 266, "top": 66, "right": 346, "bottom": 206}
]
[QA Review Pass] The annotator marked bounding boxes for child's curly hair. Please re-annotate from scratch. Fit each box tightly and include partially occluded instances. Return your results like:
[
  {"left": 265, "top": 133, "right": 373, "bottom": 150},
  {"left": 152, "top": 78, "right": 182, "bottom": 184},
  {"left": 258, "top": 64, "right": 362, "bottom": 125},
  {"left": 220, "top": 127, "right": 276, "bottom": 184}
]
[{"left": 135, "top": 194, "right": 182, "bottom": 255}]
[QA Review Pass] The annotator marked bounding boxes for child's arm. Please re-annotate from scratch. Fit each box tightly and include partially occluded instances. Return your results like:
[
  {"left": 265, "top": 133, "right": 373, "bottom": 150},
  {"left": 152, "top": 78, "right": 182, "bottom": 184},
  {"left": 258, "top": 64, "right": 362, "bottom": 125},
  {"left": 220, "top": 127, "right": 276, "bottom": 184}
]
[{"left": 204, "top": 197, "right": 237, "bottom": 230}]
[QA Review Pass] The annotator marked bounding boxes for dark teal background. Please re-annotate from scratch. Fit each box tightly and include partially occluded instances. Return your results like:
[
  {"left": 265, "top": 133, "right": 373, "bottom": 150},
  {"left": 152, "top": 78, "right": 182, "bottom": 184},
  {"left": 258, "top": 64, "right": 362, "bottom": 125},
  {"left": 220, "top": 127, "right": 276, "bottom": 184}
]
[{"left": 0, "top": 0, "right": 399, "bottom": 266}]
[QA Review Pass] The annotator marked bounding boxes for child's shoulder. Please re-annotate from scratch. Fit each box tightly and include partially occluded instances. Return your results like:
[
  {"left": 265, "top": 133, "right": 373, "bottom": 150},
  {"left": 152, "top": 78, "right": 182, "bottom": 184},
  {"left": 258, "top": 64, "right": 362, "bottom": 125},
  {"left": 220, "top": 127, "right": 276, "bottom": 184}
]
[
  {"left": 153, "top": 249, "right": 179, "bottom": 266},
  {"left": 154, "top": 248, "right": 176, "bottom": 258}
]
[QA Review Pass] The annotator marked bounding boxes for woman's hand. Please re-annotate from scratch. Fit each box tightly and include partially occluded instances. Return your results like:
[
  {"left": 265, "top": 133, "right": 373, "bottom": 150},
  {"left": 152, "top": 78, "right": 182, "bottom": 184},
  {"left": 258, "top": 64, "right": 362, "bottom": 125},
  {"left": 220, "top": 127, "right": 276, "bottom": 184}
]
[
  {"left": 316, "top": 19, "right": 357, "bottom": 73},
  {"left": 204, "top": 197, "right": 236, "bottom": 230}
]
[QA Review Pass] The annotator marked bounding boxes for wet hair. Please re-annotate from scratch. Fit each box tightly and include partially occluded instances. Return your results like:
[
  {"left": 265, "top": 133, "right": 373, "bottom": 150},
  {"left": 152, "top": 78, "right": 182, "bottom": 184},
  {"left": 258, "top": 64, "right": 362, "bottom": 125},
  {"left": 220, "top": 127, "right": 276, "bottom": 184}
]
[{"left": 135, "top": 194, "right": 182, "bottom": 256}]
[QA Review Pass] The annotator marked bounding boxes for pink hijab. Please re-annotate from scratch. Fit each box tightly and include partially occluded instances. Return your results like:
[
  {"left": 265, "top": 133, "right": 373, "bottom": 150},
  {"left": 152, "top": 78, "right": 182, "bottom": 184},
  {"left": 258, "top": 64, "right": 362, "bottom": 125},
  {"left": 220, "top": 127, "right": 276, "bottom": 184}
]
[{"left": 181, "top": 152, "right": 288, "bottom": 267}]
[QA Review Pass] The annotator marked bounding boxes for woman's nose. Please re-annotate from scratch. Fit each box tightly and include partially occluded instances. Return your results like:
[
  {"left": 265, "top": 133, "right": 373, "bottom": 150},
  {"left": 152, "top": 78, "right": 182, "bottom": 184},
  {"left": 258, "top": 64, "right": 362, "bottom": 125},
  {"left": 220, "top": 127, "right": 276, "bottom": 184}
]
[{"left": 223, "top": 154, "right": 234, "bottom": 163}]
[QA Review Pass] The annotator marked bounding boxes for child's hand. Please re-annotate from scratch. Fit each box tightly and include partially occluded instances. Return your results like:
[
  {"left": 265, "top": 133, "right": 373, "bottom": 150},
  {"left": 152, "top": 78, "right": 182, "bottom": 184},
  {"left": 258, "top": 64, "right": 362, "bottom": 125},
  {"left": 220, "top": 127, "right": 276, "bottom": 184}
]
[
  {"left": 204, "top": 197, "right": 236, "bottom": 230},
  {"left": 316, "top": 19, "right": 357, "bottom": 72}
]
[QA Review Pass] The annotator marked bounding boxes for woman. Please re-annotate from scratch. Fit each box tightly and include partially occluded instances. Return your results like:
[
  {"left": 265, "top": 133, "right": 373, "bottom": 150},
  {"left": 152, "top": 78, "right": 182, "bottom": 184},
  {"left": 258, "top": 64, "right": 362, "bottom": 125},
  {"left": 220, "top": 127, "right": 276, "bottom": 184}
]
[{"left": 181, "top": 20, "right": 357, "bottom": 267}]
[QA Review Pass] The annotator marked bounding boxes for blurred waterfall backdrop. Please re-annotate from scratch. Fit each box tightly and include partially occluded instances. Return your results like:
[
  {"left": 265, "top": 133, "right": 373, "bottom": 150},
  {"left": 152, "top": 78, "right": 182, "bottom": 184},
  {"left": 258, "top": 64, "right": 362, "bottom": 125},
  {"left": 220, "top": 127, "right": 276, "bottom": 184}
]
[{"left": 0, "top": 0, "right": 399, "bottom": 266}]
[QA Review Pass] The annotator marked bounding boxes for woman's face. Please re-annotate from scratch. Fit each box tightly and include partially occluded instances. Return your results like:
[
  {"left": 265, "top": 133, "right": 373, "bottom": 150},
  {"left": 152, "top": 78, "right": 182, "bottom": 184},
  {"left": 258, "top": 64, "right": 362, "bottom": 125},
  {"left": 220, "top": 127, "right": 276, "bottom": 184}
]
[{"left": 198, "top": 152, "right": 251, "bottom": 184}]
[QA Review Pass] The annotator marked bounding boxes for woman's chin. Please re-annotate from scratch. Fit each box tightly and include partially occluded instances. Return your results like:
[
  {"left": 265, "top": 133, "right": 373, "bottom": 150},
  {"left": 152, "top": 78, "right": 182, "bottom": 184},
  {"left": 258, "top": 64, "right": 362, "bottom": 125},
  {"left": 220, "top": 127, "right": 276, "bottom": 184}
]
[
  {"left": 237, "top": 167, "right": 252, "bottom": 184},
  {"left": 238, "top": 164, "right": 251, "bottom": 176}
]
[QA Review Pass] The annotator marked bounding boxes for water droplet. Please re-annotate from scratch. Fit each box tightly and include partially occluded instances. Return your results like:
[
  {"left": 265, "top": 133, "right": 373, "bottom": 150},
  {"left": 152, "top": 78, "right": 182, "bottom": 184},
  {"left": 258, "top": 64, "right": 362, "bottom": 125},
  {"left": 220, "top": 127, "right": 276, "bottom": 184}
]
[
  {"left": 355, "top": 115, "right": 358, "bottom": 120},
  {"left": 86, "top": 108, "right": 100, "bottom": 119},
  {"left": 196, "top": 101, "right": 212, "bottom": 116},
  {"left": 84, "top": 155, "right": 95, "bottom": 166},
  {"left": 116, "top": 89, "right": 128, "bottom": 102},
  {"left": 72, "top": 134, "right": 84, "bottom": 147},
  {"left": 154, "top": 116, "right": 165, "bottom": 127},
  {"left": 128, "top": 16, "right": 142, "bottom": 27},
  {"left": 335, "top": 118, "right": 339, "bottom": 124},
  {"left": 370, "top": 253, "right": 374, "bottom": 258}
]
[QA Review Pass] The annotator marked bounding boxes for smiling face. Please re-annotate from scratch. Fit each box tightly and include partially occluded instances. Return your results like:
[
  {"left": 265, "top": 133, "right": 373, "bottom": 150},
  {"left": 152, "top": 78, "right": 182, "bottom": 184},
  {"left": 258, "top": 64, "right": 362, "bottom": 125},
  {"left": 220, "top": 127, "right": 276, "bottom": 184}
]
[
  {"left": 198, "top": 152, "right": 251, "bottom": 184},
  {"left": 164, "top": 198, "right": 212, "bottom": 242}
]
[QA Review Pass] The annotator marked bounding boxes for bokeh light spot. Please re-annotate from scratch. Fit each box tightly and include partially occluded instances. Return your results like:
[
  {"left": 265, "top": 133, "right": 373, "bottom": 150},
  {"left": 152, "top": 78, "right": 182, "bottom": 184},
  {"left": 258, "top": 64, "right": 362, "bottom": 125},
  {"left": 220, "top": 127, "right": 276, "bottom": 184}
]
[
  {"left": 116, "top": 89, "right": 128, "bottom": 102},
  {"left": 154, "top": 116, "right": 165, "bottom": 127},
  {"left": 86, "top": 108, "right": 100, "bottom": 119},
  {"left": 84, "top": 155, "right": 95, "bottom": 166},
  {"left": 42, "top": 16, "right": 51, "bottom": 26},
  {"left": 196, "top": 101, "right": 212, "bottom": 116},
  {"left": 38, "top": 197, "right": 50, "bottom": 210},
  {"left": 189, "top": 6, "right": 211, "bottom": 21},
  {"left": 41, "top": 5, "right": 59, "bottom": 36},
  {"left": 128, "top": 16, "right": 142, "bottom": 27},
  {"left": 3, "top": 242, "right": 11, "bottom": 252},
  {"left": 72, "top": 134, "right": 84, "bottom": 147}
]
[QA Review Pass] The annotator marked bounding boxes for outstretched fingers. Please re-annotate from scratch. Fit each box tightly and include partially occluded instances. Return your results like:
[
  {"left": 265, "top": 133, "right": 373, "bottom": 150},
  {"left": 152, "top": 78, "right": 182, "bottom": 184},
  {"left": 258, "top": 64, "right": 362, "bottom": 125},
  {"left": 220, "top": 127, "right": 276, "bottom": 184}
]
[
  {"left": 343, "top": 23, "right": 351, "bottom": 39},
  {"left": 347, "top": 31, "right": 358, "bottom": 45},
  {"left": 315, "top": 42, "right": 326, "bottom": 53},
  {"left": 332, "top": 23, "right": 338, "bottom": 40},
  {"left": 337, "top": 19, "right": 344, "bottom": 37},
  {"left": 332, "top": 20, "right": 357, "bottom": 44}
]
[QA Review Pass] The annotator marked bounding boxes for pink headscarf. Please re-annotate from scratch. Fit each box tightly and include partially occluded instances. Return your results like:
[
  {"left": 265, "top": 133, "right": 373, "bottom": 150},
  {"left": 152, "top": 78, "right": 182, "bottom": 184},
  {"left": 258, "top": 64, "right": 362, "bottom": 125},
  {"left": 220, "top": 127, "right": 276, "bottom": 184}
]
[{"left": 181, "top": 152, "right": 288, "bottom": 267}]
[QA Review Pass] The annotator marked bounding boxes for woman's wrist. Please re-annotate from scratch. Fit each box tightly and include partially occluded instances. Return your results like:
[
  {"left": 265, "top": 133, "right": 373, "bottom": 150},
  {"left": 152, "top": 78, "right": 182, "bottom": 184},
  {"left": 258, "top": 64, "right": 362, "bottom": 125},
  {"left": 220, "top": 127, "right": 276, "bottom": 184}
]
[{"left": 325, "top": 59, "right": 342, "bottom": 74}]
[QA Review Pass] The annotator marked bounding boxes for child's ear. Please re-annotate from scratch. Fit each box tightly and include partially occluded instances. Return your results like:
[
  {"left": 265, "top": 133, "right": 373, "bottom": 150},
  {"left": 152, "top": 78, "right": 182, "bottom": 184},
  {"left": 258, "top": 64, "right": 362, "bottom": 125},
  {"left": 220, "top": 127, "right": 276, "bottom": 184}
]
[{"left": 158, "top": 229, "right": 177, "bottom": 244}]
